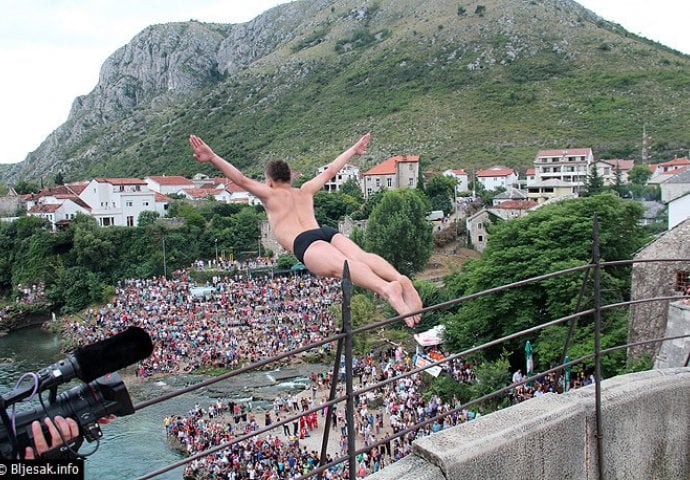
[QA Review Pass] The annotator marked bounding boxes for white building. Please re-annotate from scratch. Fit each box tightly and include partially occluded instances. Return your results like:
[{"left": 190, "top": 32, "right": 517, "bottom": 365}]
[
  {"left": 27, "top": 198, "right": 91, "bottom": 230},
  {"left": 533, "top": 148, "right": 593, "bottom": 195},
  {"left": 317, "top": 164, "right": 360, "bottom": 192},
  {"left": 475, "top": 167, "right": 518, "bottom": 191},
  {"left": 650, "top": 158, "right": 690, "bottom": 177},
  {"left": 443, "top": 169, "right": 470, "bottom": 194},
  {"left": 145, "top": 175, "right": 196, "bottom": 195},
  {"left": 668, "top": 192, "right": 690, "bottom": 230},
  {"left": 660, "top": 168, "right": 690, "bottom": 203},
  {"left": 525, "top": 168, "right": 536, "bottom": 187},
  {"left": 80, "top": 178, "right": 155, "bottom": 227}
]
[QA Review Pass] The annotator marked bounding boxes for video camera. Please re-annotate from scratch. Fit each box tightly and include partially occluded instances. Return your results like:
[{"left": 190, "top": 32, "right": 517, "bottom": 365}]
[{"left": 0, "top": 327, "right": 153, "bottom": 459}]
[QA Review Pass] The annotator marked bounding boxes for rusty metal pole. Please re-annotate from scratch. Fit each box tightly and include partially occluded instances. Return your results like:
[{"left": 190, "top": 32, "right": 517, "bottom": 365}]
[
  {"left": 592, "top": 213, "right": 605, "bottom": 480},
  {"left": 341, "top": 261, "right": 356, "bottom": 480}
]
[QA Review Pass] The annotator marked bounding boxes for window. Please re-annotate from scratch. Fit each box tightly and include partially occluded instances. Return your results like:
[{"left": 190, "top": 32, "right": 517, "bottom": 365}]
[
  {"left": 478, "top": 235, "right": 483, "bottom": 242},
  {"left": 676, "top": 271, "right": 689, "bottom": 292},
  {"left": 126, "top": 201, "right": 133, "bottom": 207},
  {"left": 408, "top": 177, "right": 414, "bottom": 186},
  {"left": 143, "top": 201, "right": 150, "bottom": 207},
  {"left": 387, "top": 178, "right": 392, "bottom": 187},
  {"left": 375, "top": 178, "right": 381, "bottom": 187},
  {"left": 478, "top": 222, "right": 483, "bottom": 230},
  {"left": 126, "top": 216, "right": 134, "bottom": 227}
]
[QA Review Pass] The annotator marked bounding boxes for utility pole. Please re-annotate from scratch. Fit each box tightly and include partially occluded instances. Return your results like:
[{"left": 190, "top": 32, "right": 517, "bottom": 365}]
[{"left": 162, "top": 237, "right": 167, "bottom": 278}]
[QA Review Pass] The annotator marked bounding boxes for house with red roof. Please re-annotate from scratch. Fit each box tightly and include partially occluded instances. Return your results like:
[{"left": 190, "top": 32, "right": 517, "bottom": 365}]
[
  {"left": 594, "top": 159, "right": 635, "bottom": 185},
  {"left": 361, "top": 155, "right": 419, "bottom": 198},
  {"left": 530, "top": 148, "right": 593, "bottom": 201},
  {"left": 27, "top": 197, "right": 91, "bottom": 230},
  {"left": 525, "top": 168, "right": 536, "bottom": 186},
  {"left": 475, "top": 166, "right": 518, "bottom": 191},
  {"left": 651, "top": 157, "right": 690, "bottom": 176}
]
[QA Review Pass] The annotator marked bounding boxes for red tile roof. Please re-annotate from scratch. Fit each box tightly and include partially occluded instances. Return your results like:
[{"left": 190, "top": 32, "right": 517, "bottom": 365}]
[
  {"left": 182, "top": 188, "right": 219, "bottom": 199},
  {"left": 225, "top": 183, "right": 248, "bottom": 193},
  {"left": 599, "top": 159, "right": 635, "bottom": 171},
  {"left": 363, "top": 155, "right": 419, "bottom": 176},
  {"left": 495, "top": 200, "right": 538, "bottom": 210},
  {"left": 146, "top": 175, "right": 193, "bottom": 186},
  {"left": 66, "top": 181, "right": 89, "bottom": 194},
  {"left": 95, "top": 177, "right": 147, "bottom": 185},
  {"left": 155, "top": 192, "right": 172, "bottom": 202},
  {"left": 536, "top": 148, "right": 592, "bottom": 157},
  {"left": 29, "top": 203, "right": 61, "bottom": 213},
  {"left": 526, "top": 168, "right": 535, "bottom": 175},
  {"left": 448, "top": 169, "right": 468, "bottom": 176},
  {"left": 657, "top": 157, "right": 690, "bottom": 167},
  {"left": 476, "top": 167, "right": 516, "bottom": 177}
]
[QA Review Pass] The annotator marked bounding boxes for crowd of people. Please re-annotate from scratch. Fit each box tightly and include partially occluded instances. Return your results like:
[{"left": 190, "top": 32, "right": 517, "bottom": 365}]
[
  {"left": 161, "top": 341, "right": 486, "bottom": 479},
  {"left": 52, "top": 256, "right": 595, "bottom": 478},
  {"left": 61, "top": 258, "right": 341, "bottom": 375}
]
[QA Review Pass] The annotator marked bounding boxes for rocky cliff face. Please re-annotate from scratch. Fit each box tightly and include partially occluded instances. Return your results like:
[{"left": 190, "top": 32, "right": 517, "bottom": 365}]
[{"left": 5, "top": 0, "right": 326, "bottom": 182}]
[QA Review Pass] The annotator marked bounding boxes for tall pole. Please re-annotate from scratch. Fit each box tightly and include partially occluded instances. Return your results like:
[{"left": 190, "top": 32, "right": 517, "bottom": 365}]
[
  {"left": 214, "top": 238, "right": 218, "bottom": 262},
  {"left": 162, "top": 237, "right": 167, "bottom": 278},
  {"left": 342, "top": 261, "right": 356, "bottom": 480},
  {"left": 592, "top": 213, "right": 604, "bottom": 480}
]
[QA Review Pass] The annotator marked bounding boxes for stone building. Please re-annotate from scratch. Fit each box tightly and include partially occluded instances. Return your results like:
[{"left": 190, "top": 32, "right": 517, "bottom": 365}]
[
  {"left": 629, "top": 218, "right": 690, "bottom": 360},
  {"left": 0, "top": 188, "right": 22, "bottom": 216}
]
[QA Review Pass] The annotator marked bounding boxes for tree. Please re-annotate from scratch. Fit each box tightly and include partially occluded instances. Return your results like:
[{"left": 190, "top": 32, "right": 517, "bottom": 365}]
[
  {"left": 53, "top": 172, "right": 65, "bottom": 185},
  {"left": 339, "top": 178, "right": 364, "bottom": 202},
  {"left": 443, "top": 194, "right": 649, "bottom": 364},
  {"left": 364, "top": 190, "right": 433, "bottom": 276},
  {"left": 138, "top": 210, "right": 160, "bottom": 227},
  {"left": 13, "top": 180, "right": 40, "bottom": 195},
  {"left": 583, "top": 164, "right": 604, "bottom": 196},
  {"left": 426, "top": 175, "right": 456, "bottom": 215},
  {"left": 314, "top": 191, "right": 360, "bottom": 228},
  {"left": 276, "top": 253, "right": 298, "bottom": 269},
  {"left": 628, "top": 164, "right": 652, "bottom": 186}
]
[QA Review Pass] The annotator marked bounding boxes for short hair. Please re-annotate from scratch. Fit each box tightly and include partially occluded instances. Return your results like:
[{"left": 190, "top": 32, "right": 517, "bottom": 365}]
[{"left": 265, "top": 160, "right": 291, "bottom": 183}]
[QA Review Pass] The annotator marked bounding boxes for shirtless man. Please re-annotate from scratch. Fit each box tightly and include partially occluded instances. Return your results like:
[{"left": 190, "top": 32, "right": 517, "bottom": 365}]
[{"left": 188, "top": 132, "right": 422, "bottom": 326}]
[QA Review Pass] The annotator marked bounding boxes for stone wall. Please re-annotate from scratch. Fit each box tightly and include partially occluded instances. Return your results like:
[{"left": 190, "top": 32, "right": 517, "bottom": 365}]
[
  {"left": 655, "top": 301, "right": 690, "bottom": 369},
  {"left": 629, "top": 219, "right": 690, "bottom": 359},
  {"left": 369, "top": 368, "right": 690, "bottom": 480}
]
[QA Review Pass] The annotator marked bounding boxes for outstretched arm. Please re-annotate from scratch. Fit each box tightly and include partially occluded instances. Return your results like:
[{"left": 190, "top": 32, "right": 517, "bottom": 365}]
[
  {"left": 300, "top": 132, "right": 370, "bottom": 195},
  {"left": 188, "top": 135, "right": 271, "bottom": 198}
]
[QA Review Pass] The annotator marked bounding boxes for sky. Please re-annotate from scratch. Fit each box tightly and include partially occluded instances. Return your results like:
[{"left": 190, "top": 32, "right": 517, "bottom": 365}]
[{"left": 0, "top": 0, "right": 689, "bottom": 166}]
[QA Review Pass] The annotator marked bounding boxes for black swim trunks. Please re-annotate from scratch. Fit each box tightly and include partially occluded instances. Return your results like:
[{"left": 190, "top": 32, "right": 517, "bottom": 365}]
[{"left": 293, "top": 226, "right": 339, "bottom": 264}]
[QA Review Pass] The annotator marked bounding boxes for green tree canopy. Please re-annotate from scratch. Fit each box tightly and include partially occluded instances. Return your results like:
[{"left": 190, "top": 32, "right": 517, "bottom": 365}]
[
  {"left": 364, "top": 189, "right": 433, "bottom": 276},
  {"left": 627, "top": 164, "right": 653, "bottom": 186},
  {"left": 443, "top": 194, "right": 649, "bottom": 366}
]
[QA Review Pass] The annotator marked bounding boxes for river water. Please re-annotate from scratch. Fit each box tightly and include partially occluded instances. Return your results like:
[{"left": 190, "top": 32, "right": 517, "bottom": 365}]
[{"left": 0, "top": 326, "right": 320, "bottom": 479}]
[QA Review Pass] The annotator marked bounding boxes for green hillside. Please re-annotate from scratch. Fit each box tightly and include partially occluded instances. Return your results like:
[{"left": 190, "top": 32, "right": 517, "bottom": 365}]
[{"left": 15, "top": 0, "right": 690, "bottom": 182}]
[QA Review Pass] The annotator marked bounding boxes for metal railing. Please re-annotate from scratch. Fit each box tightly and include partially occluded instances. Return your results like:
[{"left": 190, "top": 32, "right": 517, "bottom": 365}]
[{"left": 134, "top": 214, "right": 690, "bottom": 480}]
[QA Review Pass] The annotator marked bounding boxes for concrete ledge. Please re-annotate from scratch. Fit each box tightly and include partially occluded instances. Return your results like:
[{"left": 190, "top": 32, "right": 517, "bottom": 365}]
[{"left": 368, "top": 368, "right": 690, "bottom": 480}]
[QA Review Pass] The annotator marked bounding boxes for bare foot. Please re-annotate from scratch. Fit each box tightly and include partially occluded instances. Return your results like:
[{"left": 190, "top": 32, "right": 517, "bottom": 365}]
[
  {"left": 382, "top": 281, "right": 415, "bottom": 327},
  {"left": 399, "top": 276, "right": 422, "bottom": 324}
]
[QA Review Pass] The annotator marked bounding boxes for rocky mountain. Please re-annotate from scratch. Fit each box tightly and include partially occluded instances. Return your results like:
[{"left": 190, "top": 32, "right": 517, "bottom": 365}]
[{"left": 4, "top": 0, "right": 690, "bottom": 184}]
